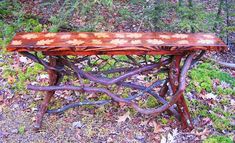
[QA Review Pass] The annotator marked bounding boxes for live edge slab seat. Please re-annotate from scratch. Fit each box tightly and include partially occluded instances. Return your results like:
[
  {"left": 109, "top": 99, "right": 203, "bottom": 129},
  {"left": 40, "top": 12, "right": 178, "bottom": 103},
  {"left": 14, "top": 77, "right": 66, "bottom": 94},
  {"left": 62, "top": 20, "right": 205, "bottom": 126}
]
[{"left": 7, "top": 32, "right": 227, "bottom": 130}]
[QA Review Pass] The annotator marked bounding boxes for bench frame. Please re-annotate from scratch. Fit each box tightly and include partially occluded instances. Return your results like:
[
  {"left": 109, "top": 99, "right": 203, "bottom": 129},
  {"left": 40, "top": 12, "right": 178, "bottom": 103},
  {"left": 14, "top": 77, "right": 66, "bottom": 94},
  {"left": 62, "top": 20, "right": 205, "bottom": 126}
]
[
  {"left": 20, "top": 51, "right": 205, "bottom": 130},
  {"left": 8, "top": 32, "right": 226, "bottom": 130}
]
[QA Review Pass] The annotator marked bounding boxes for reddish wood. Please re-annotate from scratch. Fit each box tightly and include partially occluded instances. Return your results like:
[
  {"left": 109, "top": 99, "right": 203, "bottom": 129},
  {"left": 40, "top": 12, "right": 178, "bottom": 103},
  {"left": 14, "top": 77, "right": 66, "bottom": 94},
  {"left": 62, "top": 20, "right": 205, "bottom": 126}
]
[
  {"left": 7, "top": 32, "right": 227, "bottom": 56},
  {"left": 169, "top": 56, "right": 193, "bottom": 130},
  {"left": 6, "top": 32, "right": 226, "bottom": 130},
  {"left": 34, "top": 57, "right": 60, "bottom": 130}
]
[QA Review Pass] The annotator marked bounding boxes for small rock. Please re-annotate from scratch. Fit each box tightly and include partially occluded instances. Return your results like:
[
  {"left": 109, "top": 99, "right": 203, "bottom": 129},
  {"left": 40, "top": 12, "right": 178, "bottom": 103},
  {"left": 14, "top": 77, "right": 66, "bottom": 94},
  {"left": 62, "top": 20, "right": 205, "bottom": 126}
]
[
  {"left": 19, "top": 56, "right": 28, "bottom": 63},
  {"left": 31, "top": 107, "right": 38, "bottom": 112},
  {"left": 107, "top": 137, "right": 113, "bottom": 143},
  {"left": 12, "top": 103, "right": 19, "bottom": 109},
  {"left": 64, "top": 96, "right": 74, "bottom": 101},
  {"left": 6, "top": 93, "right": 14, "bottom": 99},
  {"left": 72, "top": 121, "right": 83, "bottom": 128},
  {"left": 11, "top": 129, "right": 18, "bottom": 134},
  {"left": 135, "top": 134, "right": 145, "bottom": 141}
]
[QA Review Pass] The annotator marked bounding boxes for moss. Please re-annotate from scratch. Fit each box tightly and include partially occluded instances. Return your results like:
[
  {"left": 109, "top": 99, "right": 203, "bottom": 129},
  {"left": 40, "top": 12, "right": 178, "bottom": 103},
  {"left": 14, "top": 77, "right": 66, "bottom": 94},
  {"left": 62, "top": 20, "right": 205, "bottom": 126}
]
[
  {"left": 213, "top": 118, "right": 232, "bottom": 131},
  {"left": 188, "top": 62, "right": 235, "bottom": 94},
  {"left": 158, "top": 73, "right": 166, "bottom": 80},
  {"left": 190, "top": 99, "right": 209, "bottom": 118},
  {"left": 207, "top": 108, "right": 233, "bottom": 131},
  {"left": 217, "top": 86, "right": 234, "bottom": 96},
  {"left": 48, "top": 100, "right": 62, "bottom": 110},
  {"left": 203, "top": 136, "right": 233, "bottom": 143},
  {"left": 160, "top": 117, "right": 168, "bottom": 125},
  {"left": 146, "top": 96, "right": 158, "bottom": 108},
  {"left": 18, "top": 125, "right": 25, "bottom": 134}
]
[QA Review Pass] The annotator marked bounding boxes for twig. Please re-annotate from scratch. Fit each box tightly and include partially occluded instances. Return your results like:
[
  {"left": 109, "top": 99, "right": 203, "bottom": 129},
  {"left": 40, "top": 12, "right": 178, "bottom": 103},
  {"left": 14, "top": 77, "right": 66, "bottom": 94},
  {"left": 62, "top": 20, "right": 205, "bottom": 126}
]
[{"left": 206, "top": 57, "right": 235, "bottom": 69}]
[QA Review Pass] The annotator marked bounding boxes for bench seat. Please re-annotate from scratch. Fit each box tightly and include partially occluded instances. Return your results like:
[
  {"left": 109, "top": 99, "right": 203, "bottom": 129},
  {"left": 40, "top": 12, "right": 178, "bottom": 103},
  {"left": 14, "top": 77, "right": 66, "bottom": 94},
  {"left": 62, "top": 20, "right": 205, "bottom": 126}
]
[{"left": 7, "top": 32, "right": 227, "bottom": 55}]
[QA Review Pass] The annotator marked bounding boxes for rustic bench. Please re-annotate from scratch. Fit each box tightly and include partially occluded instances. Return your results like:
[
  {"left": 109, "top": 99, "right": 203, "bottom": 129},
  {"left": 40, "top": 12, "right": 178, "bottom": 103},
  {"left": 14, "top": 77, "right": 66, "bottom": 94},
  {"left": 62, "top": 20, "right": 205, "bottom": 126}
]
[{"left": 7, "top": 32, "right": 227, "bottom": 130}]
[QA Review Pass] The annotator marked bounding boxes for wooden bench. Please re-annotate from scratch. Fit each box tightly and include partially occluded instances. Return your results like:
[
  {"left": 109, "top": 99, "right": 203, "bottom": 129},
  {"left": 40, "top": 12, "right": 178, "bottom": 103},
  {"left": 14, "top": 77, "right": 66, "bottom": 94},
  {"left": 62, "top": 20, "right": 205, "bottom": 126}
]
[{"left": 7, "top": 32, "right": 227, "bottom": 130}]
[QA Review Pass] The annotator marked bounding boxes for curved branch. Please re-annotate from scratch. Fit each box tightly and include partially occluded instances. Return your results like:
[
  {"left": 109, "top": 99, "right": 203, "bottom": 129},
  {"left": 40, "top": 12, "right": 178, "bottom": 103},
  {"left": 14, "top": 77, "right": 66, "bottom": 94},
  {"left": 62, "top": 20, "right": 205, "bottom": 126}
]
[
  {"left": 130, "top": 53, "right": 195, "bottom": 115},
  {"left": 206, "top": 57, "right": 235, "bottom": 69},
  {"left": 191, "top": 50, "right": 205, "bottom": 67},
  {"left": 119, "top": 81, "right": 180, "bottom": 119},
  {"left": 29, "top": 79, "right": 180, "bottom": 118},
  {"left": 20, "top": 52, "right": 64, "bottom": 72},
  {"left": 62, "top": 57, "right": 171, "bottom": 85},
  {"left": 47, "top": 100, "right": 112, "bottom": 114}
]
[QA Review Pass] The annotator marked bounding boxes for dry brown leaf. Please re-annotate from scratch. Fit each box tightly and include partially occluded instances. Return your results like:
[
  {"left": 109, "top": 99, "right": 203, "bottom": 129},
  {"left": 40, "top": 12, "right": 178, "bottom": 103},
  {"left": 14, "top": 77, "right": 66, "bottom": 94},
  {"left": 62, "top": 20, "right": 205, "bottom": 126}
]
[
  {"left": 87, "top": 93, "right": 98, "bottom": 99},
  {"left": 203, "top": 93, "right": 216, "bottom": 100},
  {"left": 118, "top": 102, "right": 127, "bottom": 107},
  {"left": 7, "top": 76, "right": 16, "bottom": 84},
  {"left": 150, "top": 120, "right": 164, "bottom": 133},
  {"left": 195, "top": 128, "right": 210, "bottom": 136},
  {"left": 201, "top": 117, "right": 212, "bottom": 125},
  {"left": 117, "top": 111, "right": 131, "bottom": 123},
  {"left": 140, "top": 120, "right": 149, "bottom": 126}
]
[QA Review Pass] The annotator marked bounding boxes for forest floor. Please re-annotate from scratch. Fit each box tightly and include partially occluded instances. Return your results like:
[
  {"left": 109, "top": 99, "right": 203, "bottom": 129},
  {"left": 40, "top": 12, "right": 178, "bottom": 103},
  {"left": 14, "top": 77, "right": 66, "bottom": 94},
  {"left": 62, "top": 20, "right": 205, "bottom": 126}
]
[{"left": 0, "top": 0, "right": 235, "bottom": 143}]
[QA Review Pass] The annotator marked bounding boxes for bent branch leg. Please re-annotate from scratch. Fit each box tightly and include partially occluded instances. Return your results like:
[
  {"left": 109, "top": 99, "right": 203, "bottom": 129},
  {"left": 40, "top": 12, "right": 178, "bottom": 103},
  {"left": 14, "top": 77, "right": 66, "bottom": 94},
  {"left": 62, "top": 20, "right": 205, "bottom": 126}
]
[
  {"left": 170, "top": 55, "right": 193, "bottom": 130},
  {"left": 34, "top": 56, "right": 61, "bottom": 130}
]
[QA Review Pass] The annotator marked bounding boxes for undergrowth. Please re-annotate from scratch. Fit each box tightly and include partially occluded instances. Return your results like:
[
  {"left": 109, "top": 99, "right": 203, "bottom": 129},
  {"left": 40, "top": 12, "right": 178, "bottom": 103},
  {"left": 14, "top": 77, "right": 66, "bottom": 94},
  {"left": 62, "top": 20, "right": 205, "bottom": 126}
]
[{"left": 187, "top": 62, "right": 235, "bottom": 95}]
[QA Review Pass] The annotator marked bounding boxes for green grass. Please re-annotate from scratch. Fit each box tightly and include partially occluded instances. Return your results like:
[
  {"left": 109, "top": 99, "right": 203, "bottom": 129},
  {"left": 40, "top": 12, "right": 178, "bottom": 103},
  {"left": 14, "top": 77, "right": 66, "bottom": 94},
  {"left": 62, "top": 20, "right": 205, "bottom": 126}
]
[
  {"left": 18, "top": 125, "right": 25, "bottom": 134},
  {"left": 187, "top": 62, "right": 235, "bottom": 95},
  {"left": 191, "top": 98, "right": 234, "bottom": 131},
  {"left": 203, "top": 136, "right": 233, "bottom": 143}
]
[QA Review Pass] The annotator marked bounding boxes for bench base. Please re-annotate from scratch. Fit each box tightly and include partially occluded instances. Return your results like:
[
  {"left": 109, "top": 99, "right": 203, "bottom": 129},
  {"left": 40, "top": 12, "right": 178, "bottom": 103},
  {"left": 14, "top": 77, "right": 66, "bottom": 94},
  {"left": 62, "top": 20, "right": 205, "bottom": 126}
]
[{"left": 20, "top": 52, "right": 204, "bottom": 130}]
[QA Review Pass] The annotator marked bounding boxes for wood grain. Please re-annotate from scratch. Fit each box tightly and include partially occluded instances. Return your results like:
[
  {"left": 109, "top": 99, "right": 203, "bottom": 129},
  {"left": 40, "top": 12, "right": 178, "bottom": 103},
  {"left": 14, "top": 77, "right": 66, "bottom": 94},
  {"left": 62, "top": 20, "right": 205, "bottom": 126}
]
[{"left": 7, "top": 32, "right": 227, "bottom": 55}]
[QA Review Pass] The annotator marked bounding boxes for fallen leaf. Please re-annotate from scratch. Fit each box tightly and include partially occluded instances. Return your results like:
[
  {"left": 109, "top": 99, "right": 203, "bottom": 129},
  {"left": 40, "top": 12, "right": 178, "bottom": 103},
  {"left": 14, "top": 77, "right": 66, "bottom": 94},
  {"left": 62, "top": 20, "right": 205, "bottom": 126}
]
[
  {"left": 0, "top": 95, "right": 3, "bottom": 102},
  {"left": 72, "top": 121, "right": 83, "bottom": 128},
  {"left": 167, "top": 132, "right": 174, "bottom": 143},
  {"left": 195, "top": 128, "right": 210, "bottom": 136},
  {"left": 203, "top": 93, "right": 216, "bottom": 100},
  {"left": 160, "top": 135, "right": 167, "bottom": 143},
  {"left": 118, "top": 102, "right": 127, "bottom": 107},
  {"left": 7, "top": 76, "right": 16, "bottom": 84},
  {"left": 150, "top": 120, "right": 164, "bottom": 133},
  {"left": 171, "top": 128, "right": 178, "bottom": 137},
  {"left": 231, "top": 99, "right": 235, "bottom": 105},
  {"left": 117, "top": 111, "right": 131, "bottom": 123},
  {"left": 19, "top": 56, "right": 28, "bottom": 63},
  {"left": 140, "top": 120, "right": 149, "bottom": 126},
  {"left": 201, "top": 117, "right": 212, "bottom": 126},
  {"left": 87, "top": 93, "right": 98, "bottom": 99}
]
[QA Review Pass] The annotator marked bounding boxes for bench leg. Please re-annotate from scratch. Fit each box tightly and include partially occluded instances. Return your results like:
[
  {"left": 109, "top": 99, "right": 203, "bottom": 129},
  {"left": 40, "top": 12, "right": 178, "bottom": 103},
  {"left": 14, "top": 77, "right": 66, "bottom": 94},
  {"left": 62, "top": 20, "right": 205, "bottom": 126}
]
[
  {"left": 176, "top": 95, "right": 193, "bottom": 130},
  {"left": 34, "top": 57, "right": 60, "bottom": 130},
  {"left": 169, "top": 55, "right": 193, "bottom": 130}
]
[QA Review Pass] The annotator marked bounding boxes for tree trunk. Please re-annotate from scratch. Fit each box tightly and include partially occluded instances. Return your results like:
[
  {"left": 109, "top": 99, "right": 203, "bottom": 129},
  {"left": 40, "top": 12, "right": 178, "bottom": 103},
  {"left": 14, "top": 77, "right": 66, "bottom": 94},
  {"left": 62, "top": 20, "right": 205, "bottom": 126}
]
[
  {"left": 213, "top": 0, "right": 224, "bottom": 32},
  {"left": 187, "top": 0, "right": 195, "bottom": 32}
]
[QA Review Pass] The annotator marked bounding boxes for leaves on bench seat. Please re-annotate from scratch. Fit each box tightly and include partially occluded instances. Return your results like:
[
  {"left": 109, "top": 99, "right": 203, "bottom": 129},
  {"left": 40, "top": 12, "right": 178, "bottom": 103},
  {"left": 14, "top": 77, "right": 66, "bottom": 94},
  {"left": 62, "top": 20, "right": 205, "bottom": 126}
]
[{"left": 7, "top": 32, "right": 227, "bottom": 55}]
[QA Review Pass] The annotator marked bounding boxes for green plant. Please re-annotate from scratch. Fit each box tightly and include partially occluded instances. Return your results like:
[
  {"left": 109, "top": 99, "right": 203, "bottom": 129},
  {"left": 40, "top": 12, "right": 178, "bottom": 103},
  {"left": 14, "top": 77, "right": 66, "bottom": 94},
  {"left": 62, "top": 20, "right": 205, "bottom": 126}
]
[
  {"left": 213, "top": 118, "right": 232, "bottom": 131},
  {"left": 146, "top": 96, "right": 158, "bottom": 108},
  {"left": 160, "top": 117, "right": 168, "bottom": 125},
  {"left": 0, "top": 1, "right": 43, "bottom": 50},
  {"left": 173, "top": 4, "right": 214, "bottom": 32},
  {"left": 18, "top": 125, "right": 25, "bottom": 134},
  {"left": 118, "top": 8, "right": 132, "bottom": 20},
  {"left": 187, "top": 62, "right": 235, "bottom": 94},
  {"left": 46, "top": 0, "right": 79, "bottom": 32},
  {"left": 94, "top": 0, "right": 113, "bottom": 7},
  {"left": 146, "top": 1, "right": 175, "bottom": 31},
  {"left": 2, "top": 63, "right": 44, "bottom": 91},
  {"left": 203, "top": 136, "right": 233, "bottom": 143}
]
